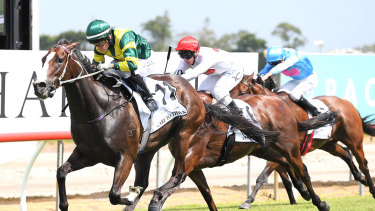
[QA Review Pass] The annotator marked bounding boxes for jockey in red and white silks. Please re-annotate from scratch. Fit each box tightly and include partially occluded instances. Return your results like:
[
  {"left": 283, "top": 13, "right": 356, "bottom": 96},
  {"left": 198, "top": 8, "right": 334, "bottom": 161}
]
[{"left": 174, "top": 36, "right": 244, "bottom": 112}]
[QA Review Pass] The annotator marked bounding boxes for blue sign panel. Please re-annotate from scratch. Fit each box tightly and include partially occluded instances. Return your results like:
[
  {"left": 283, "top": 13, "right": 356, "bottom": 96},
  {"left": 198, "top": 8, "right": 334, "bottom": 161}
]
[{"left": 281, "top": 54, "right": 375, "bottom": 117}]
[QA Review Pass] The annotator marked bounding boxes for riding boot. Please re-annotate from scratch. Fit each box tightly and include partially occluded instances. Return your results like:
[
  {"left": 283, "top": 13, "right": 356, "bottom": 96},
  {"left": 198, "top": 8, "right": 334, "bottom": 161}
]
[
  {"left": 296, "top": 96, "right": 320, "bottom": 116},
  {"left": 227, "top": 101, "right": 243, "bottom": 115},
  {"left": 129, "top": 74, "right": 158, "bottom": 111}
]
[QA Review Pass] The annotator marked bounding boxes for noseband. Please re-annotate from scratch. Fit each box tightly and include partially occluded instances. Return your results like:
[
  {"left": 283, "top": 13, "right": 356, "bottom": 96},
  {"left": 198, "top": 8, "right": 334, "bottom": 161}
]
[{"left": 240, "top": 79, "right": 252, "bottom": 95}]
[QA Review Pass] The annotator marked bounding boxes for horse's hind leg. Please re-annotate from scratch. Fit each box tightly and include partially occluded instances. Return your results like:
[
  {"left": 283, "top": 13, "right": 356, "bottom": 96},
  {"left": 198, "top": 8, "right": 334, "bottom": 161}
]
[
  {"left": 189, "top": 169, "right": 218, "bottom": 211},
  {"left": 57, "top": 147, "right": 97, "bottom": 211},
  {"left": 320, "top": 141, "right": 367, "bottom": 185},
  {"left": 124, "top": 150, "right": 157, "bottom": 211},
  {"left": 276, "top": 141, "right": 330, "bottom": 211},
  {"left": 344, "top": 138, "right": 375, "bottom": 198}
]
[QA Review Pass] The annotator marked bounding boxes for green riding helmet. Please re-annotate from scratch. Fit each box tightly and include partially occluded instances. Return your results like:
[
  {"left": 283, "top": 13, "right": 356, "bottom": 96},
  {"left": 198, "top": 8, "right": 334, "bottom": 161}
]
[{"left": 86, "top": 20, "right": 111, "bottom": 44}]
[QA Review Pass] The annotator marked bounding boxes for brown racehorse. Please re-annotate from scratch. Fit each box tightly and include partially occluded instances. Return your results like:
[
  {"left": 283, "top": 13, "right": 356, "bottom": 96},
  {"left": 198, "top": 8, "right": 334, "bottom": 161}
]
[
  {"left": 32, "top": 39, "right": 271, "bottom": 211},
  {"left": 124, "top": 81, "right": 337, "bottom": 210},
  {"left": 239, "top": 74, "right": 375, "bottom": 208}
]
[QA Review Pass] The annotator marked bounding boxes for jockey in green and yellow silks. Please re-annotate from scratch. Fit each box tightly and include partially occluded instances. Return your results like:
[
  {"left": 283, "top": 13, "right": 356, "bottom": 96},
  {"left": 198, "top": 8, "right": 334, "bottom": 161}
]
[
  {"left": 86, "top": 19, "right": 157, "bottom": 111},
  {"left": 92, "top": 28, "right": 151, "bottom": 73}
]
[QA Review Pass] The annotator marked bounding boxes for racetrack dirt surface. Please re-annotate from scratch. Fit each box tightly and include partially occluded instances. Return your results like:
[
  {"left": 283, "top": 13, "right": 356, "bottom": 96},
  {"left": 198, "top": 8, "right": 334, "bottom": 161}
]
[
  {"left": 1, "top": 137, "right": 375, "bottom": 210},
  {"left": 0, "top": 181, "right": 372, "bottom": 210}
]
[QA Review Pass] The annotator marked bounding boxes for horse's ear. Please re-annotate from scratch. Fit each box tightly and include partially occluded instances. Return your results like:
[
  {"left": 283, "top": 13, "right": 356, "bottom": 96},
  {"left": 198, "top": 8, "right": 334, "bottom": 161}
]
[
  {"left": 249, "top": 72, "right": 254, "bottom": 78},
  {"left": 41, "top": 49, "right": 51, "bottom": 67},
  {"left": 67, "top": 42, "right": 79, "bottom": 51}
]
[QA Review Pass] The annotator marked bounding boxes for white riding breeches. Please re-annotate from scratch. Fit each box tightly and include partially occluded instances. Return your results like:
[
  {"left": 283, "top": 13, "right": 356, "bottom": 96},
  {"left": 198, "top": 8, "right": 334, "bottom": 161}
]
[
  {"left": 198, "top": 67, "right": 244, "bottom": 106},
  {"left": 279, "top": 72, "right": 318, "bottom": 101}
]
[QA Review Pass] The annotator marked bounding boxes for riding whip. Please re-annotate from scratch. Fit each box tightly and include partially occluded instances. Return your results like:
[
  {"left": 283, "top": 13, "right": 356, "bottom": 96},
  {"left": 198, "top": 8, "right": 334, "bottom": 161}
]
[{"left": 163, "top": 46, "right": 172, "bottom": 74}]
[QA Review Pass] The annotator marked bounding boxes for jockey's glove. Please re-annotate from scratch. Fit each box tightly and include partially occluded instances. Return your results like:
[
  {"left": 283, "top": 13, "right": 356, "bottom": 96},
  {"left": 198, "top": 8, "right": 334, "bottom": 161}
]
[{"left": 97, "top": 63, "right": 112, "bottom": 71}]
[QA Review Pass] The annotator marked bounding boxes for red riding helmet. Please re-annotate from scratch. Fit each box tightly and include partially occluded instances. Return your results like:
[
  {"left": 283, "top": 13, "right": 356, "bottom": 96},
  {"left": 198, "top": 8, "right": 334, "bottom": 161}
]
[{"left": 175, "top": 36, "right": 200, "bottom": 52}]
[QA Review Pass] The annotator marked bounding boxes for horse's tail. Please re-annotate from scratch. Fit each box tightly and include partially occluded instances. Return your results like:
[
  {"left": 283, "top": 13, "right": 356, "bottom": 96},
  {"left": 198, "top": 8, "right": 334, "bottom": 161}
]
[
  {"left": 297, "top": 110, "right": 338, "bottom": 131},
  {"left": 203, "top": 102, "right": 279, "bottom": 146},
  {"left": 362, "top": 115, "right": 375, "bottom": 136}
]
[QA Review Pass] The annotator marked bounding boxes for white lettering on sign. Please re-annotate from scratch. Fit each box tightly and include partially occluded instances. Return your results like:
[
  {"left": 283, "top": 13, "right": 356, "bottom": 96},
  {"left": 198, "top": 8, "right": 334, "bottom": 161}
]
[
  {"left": 365, "top": 78, "right": 375, "bottom": 107},
  {"left": 325, "top": 78, "right": 337, "bottom": 96},
  {"left": 344, "top": 78, "right": 358, "bottom": 106}
]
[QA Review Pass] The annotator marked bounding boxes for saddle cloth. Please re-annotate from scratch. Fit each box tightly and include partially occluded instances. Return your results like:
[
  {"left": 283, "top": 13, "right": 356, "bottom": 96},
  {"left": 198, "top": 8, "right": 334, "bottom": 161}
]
[
  {"left": 227, "top": 99, "right": 260, "bottom": 143},
  {"left": 307, "top": 99, "right": 333, "bottom": 139},
  {"left": 123, "top": 77, "right": 188, "bottom": 134}
]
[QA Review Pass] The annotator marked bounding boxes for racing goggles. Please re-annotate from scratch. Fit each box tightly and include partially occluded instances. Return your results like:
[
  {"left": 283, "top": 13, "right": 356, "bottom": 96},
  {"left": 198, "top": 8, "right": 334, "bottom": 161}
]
[
  {"left": 93, "top": 40, "right": 107, "bottom": 47},
  {"left": 178, "top": 50, "right": 195, "bottom": 59},
  {"left": 268, "top": 60, "right": 282, "bottom": 66}
]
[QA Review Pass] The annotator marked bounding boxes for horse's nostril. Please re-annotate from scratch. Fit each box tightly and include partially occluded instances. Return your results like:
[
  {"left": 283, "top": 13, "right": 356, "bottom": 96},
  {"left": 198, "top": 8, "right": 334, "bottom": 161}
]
[{"left": 38, "top": 82, "right": 46, "bottom": 88}]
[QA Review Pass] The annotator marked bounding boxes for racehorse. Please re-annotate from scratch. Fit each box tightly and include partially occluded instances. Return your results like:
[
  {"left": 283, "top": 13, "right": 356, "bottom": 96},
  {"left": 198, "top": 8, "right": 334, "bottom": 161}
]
[
  {"left": 123, "top": 80, "right": 337, "bottom": 210},
  {"left": 32, "top": 39, "right": 272, "bottom": 211},
  {"left": 238, "top": 74, "right": 375, "bottom": 208}
]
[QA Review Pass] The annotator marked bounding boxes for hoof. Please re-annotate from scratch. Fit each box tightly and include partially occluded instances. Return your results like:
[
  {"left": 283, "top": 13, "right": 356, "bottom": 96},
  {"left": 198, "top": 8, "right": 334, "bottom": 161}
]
[
  {"left": 238, "top": 201, "right": 251, "bottom": 209},
  {"left": 318, "top": 201, "right": 330, "bottom": 211}
]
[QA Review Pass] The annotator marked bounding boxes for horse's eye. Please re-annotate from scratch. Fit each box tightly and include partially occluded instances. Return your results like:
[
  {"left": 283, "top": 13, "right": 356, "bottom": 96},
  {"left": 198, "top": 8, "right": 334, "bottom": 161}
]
[{"left": 57, "top": 57, "right": 64, "bottom": 63}]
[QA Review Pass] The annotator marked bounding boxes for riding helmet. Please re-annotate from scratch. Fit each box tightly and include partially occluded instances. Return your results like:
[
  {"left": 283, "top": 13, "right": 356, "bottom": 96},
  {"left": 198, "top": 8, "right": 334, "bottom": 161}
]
[
  {"left": 86, "top": 20, "right": 111, "bottom": 44},
  {"left": 175, "top": 36, "right": 200, "bottom": 52},
  {"left": 266, "top": 47, "right": 285, "bottom": 63}
]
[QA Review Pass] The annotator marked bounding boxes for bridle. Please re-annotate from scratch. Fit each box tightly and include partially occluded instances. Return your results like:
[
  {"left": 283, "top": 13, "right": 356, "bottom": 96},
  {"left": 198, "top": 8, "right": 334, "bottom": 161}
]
[
  {"left": 239, "top": 78, "right": 252, "bottom": 95},
  {"left": 51, "top": 45, "right": 104, "bottom": 87},
  {"left": 41, "top": 44, "right": 130, "bottom": 124}
]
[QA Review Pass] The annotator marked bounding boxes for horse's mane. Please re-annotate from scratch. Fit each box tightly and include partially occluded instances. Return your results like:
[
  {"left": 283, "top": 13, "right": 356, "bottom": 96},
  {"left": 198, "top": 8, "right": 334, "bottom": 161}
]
[{"left": 56, "top": 38, "right": 94, "bottom": 73}]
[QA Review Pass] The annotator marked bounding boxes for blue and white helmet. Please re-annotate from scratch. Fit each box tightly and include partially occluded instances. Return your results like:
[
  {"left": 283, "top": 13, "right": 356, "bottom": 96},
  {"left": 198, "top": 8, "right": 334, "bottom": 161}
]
[{"left": 266, "top": 47, "right": 285, "bottom": 63}]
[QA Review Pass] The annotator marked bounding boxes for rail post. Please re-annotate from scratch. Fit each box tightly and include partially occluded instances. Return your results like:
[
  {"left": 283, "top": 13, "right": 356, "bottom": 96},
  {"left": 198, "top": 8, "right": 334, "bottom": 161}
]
[
  {"left": 56, "top": 140, "right": 64, "bottom": 211},
  {"left": 20, "top": 141, "right": 47, "bottom": 211}
]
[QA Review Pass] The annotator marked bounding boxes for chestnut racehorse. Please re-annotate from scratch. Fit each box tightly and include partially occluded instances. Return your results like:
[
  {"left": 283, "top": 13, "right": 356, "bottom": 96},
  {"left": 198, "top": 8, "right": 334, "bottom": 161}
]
[
  {"left": 32, "top": 39, "right": 271, "bottom": 211},
  {"left": 124, "top": 77, "right": 337, "bottom": 210},
  {"left": 239, "top": 74, "right": 375, "bottom": 208}
]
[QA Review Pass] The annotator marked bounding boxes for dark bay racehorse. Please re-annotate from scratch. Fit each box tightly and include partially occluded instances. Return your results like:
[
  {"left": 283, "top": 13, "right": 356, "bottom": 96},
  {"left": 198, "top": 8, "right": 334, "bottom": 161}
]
[
  {"left": 239, "top": 74, "right": 375, "bottom": 208},
  {"left": 32, "top": 40, "right": 271, "bottom": 211}
]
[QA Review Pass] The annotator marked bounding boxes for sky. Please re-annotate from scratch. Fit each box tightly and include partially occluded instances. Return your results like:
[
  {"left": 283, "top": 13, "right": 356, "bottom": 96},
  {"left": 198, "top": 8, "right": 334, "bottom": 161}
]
[{"left": 39, "top": 0, "right": 375, "bottom": 53}]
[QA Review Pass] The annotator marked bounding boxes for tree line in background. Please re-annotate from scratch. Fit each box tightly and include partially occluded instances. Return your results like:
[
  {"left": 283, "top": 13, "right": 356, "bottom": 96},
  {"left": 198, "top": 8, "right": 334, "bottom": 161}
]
[{"left": 40, "top": 11, "right": 375, "bottom": 69}]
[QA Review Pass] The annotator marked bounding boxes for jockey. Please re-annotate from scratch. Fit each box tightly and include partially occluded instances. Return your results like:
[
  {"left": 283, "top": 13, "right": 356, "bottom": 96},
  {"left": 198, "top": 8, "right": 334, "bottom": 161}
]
[
  {"left": 259, "top": 47, "right": 320, "bottom": 116},
  {"left": 86, "top": 19, "right": 157, "bottom": 111},
  {"left": 174, "top": 36, "right": 244, "bottom": 113}
]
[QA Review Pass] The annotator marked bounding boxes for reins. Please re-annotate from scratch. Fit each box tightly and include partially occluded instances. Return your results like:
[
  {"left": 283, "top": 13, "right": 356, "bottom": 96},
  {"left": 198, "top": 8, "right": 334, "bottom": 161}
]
[{"left": 55, "top": 45, "right": 132, "bottom": 124}]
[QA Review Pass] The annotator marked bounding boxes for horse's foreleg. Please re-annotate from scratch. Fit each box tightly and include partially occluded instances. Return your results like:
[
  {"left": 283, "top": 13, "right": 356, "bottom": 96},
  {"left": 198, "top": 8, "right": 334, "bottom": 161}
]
[
  {"left": 124, "top": 151, "right": 156, "bottom": 211},
  {"left": 282, "top": 164, "right": 311, "bottom": 201},
  {"left": 320, "top": 141, "right": 367, "bottom": 185},
  {"left": 277, "top": 166, "right": 298, "bottom": 204},
  {"left": 149, "top": 136, "right": 190, "bottom": 211},
  {"left": 57, "top": 147, "right": 97, "bottom": 211},
  {"left": 239, "top": 161, "right": 278, "bottom": 209},
  {"left": 109, "top": 154, "right": 136, "bottom": 206},
  {"left": 189, "top": 169, "right": 217, "bottom": 211}
]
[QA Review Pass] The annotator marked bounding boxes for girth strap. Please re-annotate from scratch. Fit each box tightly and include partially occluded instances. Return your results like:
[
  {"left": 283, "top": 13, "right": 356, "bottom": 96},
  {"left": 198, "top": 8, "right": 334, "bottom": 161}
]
[{"left": 216, "top": 133, "right": 236, "bottom": 166}]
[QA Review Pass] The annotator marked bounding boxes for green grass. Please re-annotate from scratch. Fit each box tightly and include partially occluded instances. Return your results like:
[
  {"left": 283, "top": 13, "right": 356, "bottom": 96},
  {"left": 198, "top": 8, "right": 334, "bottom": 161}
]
[{"left": 136, "top": 196, "right": 375, "bottom": 211}]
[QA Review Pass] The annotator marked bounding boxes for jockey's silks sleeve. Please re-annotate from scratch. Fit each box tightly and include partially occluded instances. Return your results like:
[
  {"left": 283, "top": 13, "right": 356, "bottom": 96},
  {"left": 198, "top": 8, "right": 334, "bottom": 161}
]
[{"left": 93, "top": 28, "right": 151, "bottom": 72}]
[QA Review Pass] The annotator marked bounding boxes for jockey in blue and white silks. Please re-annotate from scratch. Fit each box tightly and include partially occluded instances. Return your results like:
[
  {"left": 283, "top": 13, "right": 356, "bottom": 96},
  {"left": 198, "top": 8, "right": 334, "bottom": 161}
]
[{"left": 259, "top": 47, "right": 320, "bottom": 116}]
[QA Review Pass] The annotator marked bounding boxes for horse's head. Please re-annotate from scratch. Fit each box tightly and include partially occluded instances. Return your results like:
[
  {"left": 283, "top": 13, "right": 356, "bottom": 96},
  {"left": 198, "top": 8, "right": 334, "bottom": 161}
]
[
  {"left": 230, "top": 73, "right": 254, "bottom": 97},
  {"left": 33, "top": 39, "right": 80, "bottom": 99},
  {"left": 249, "top": 75, "right": 276, "bottom": 96}
]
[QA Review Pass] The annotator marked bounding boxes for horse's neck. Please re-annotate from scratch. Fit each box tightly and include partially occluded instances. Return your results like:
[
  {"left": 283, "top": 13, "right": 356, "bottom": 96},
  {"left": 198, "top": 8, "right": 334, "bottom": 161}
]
[{"left": 64, "top": 79, "right": 111, "bottom": 121}]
